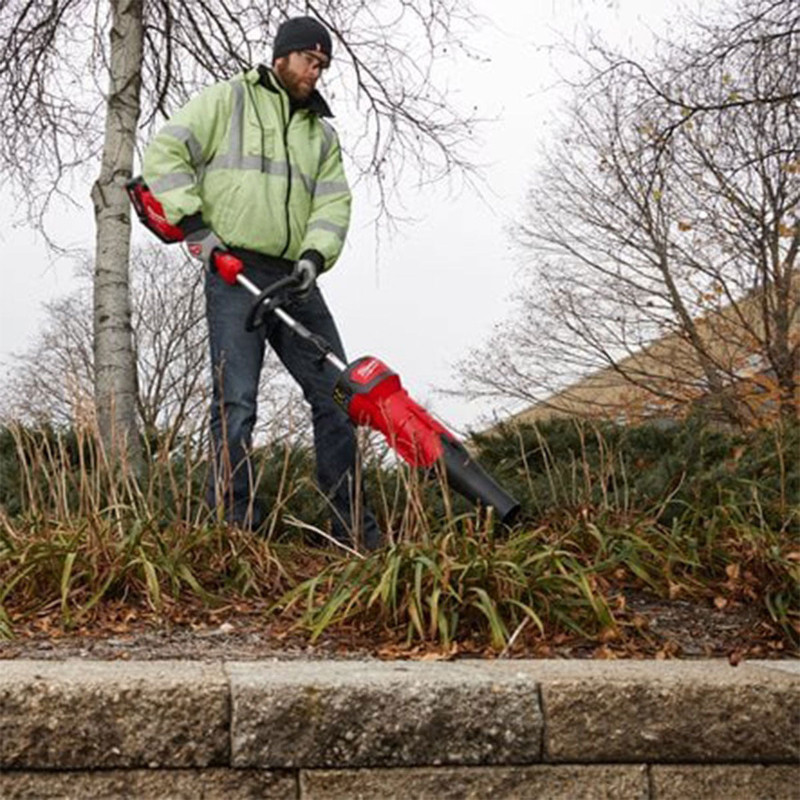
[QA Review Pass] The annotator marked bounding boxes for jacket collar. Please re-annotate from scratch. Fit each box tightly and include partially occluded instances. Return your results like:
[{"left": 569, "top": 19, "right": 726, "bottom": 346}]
[{"left": 252, "top": 64, "right": 334, "bottom": 118}]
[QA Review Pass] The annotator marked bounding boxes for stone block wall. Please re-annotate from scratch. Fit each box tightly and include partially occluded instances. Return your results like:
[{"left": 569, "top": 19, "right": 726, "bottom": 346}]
[{"left": 0, "top": 659, "right": 797, "bottom": 798}]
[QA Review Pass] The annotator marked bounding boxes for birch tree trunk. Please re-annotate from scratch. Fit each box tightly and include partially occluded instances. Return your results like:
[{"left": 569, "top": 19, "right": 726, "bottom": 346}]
[{"left": 91, "top": 0, "right": 144, "bottom": 462}]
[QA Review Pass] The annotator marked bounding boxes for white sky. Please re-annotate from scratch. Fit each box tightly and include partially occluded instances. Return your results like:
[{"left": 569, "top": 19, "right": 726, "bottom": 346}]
[{"left": 0, "top": 0, "right": 699, "bottom": 433}]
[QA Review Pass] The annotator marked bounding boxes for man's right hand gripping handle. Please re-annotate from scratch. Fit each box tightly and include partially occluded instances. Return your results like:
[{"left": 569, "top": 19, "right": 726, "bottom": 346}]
[
  {"left": 185, "top": 227, "right": 224, "bottom": 267},
  {"left": 184, "top": 227, "right": 243, "bottom": 286}
]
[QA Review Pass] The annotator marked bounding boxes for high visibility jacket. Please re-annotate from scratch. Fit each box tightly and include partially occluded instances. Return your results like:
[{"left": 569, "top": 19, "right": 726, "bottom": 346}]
[{"left": 142, "top": 66, "right": 350, "bottom": 270}]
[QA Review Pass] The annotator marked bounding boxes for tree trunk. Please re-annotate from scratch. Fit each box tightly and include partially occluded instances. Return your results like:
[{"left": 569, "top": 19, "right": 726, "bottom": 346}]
[{"left": 91, "top": 0, "right": 144, "bottom": 463}]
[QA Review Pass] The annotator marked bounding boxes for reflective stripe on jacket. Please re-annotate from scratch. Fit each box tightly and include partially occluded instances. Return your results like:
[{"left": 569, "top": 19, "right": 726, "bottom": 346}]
[{"left": 142, "top": 67, "right": 350, "bottom": 270}]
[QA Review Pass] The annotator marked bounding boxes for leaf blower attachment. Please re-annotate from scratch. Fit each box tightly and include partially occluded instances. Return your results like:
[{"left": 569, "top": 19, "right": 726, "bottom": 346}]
[
  {"left": 334, "top": 357, "right": 520, "bottom": 524},
  {"left": 126, "top": 177, "right": 521, "bottom": 525}
]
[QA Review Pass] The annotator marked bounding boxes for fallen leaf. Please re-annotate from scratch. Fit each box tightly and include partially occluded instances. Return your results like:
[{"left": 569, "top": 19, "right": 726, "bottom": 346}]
[
  {"left": 417, "top": 651, "right": 449, "bottom": 661},
  {"left": 656, "top": 641, "right": 681, "bottom": 660},
  {"left": 599, "top": 626, "right": 621, "bottom": 643},
  {"left": 632, "top": 614, "right": 649, "bottom": 630}
]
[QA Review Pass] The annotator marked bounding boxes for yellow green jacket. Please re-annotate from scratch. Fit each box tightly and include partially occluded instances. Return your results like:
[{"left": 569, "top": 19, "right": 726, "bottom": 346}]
[{"left": 142, "top": 66, "right": 350, "bottom": 270}]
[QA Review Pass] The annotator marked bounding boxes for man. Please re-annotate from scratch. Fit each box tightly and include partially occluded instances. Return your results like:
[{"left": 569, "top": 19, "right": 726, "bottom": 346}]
[{"left": 142, "top": 16, "right": 381, "bottom": 550}]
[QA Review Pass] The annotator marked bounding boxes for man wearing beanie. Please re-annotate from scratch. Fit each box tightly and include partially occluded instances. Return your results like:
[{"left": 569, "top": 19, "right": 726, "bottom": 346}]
[{"left": 142, "top": 17, "right": 382, "bottom": 551}]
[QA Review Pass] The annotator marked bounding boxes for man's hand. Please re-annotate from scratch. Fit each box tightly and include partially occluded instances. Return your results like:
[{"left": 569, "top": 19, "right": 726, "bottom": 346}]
[
  {"left": 292, "top": 251, "right": 323, "bottom": 299},
  {"left": 293, "top": 257, "right": 318, "bottom": 294},
  {"left": 185, "top": 228, "right": 225, "bottom": 268}
]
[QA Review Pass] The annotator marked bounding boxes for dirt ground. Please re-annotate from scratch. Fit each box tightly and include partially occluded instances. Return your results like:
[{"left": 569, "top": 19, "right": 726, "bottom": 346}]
[{"left": 0, "top": 591, "right": 794, "bottom": 662}]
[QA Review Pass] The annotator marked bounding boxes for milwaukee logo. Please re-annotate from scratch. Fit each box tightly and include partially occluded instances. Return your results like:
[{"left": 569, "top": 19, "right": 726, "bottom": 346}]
[{"left": 354, "top": 358, "right": 384, "bottom": 384}]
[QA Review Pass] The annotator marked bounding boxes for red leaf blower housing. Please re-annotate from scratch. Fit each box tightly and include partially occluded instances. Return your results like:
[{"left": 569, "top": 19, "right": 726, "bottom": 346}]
[{"left": 127, "top": 177, "right": 520, "bottom": 524}]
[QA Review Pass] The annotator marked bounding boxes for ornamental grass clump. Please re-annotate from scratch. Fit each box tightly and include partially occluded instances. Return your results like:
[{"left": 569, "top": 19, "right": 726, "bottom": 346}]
[
  {"left": 0, "top": 422, "right": 297, "bottom": 635},
  {"left": 276, "top": 518, "right": 672, "bottom": 650}
]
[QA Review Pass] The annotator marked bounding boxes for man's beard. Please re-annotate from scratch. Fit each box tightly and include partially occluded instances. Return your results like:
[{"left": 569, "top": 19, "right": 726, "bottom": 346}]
[{"left": 275, "top": 62, "right": 313, "bottom": 102}]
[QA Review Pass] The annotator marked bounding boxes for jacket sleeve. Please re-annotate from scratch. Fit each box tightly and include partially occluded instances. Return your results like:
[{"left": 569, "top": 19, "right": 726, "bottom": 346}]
[
  {"left": 142, "top": 83, "right": 230, "bottom": 226},
  {"left": 300, "top": 122, "right": 351, "bottom": 271}
]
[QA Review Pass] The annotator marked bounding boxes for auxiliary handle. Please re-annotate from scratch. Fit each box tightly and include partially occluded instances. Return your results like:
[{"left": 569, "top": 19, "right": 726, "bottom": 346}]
[
  {"left": 236, "top": 272, "right": 346, "bottom": 372},
  {"left": 240, "top": 273, "right": 301, "bottom": 332}
]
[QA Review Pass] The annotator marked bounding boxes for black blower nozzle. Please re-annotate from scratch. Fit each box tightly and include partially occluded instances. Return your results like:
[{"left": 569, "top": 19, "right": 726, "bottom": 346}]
[{"left": 439, "top": 435, "right": 520, "bottom": 525}]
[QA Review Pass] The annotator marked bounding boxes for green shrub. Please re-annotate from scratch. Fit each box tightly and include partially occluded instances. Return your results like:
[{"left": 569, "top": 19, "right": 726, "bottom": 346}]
[{"left": 471, "top": 417, "right": 798, "bottom": 529}]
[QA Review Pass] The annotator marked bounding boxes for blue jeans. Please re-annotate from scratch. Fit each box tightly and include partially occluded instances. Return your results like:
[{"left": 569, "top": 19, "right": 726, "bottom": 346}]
[{"left": 204, "top": 255, "right": 381, "bottom": 550}]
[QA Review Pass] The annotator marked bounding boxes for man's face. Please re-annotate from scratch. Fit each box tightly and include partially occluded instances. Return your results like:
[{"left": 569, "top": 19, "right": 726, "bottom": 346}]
[{"left": 274, "top": 50, "right": 329, "bottom": 102}]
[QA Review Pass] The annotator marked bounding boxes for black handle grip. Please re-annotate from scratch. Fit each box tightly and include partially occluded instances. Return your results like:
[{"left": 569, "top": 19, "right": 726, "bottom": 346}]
[{"left": 244, "top": 273, "right": 301, "bottom": 331}]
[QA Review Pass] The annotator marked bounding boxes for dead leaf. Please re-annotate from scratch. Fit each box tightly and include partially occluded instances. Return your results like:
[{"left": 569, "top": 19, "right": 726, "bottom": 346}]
[
  {"left": 416, "top": 650, "right": 449, "bottom": 661},
  {"left": 599, "top": 626, "right": 621, "bottom": 642},
  {"left": 632, "top": 614, "right": 649, "bottom": 630},
  {"left": 714, "top": 596, "right": 728, "bottom": 610},
  {"left": 656, "top": 641, "right": 681, "bottom": 660}
]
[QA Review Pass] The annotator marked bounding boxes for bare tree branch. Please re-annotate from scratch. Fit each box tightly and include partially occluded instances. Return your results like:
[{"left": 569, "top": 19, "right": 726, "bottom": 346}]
[{"left": 455, "top": 0, "right": 799, "bottom": 428}]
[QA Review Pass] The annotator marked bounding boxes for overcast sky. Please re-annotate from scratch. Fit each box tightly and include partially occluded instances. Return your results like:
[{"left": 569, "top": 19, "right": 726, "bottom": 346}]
[{"left": 0, "top": 0, "right": 698, "bottom": 433}]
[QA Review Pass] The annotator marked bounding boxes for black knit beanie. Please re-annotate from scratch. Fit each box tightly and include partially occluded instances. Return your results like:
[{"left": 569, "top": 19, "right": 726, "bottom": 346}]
[{"left": 273, "top": 17, "right": 332, "bottom": 61}]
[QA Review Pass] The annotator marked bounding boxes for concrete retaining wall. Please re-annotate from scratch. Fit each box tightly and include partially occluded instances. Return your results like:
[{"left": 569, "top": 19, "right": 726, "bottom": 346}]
[{"left": 0, "top": 659, "right": 797, "bottom": 798}]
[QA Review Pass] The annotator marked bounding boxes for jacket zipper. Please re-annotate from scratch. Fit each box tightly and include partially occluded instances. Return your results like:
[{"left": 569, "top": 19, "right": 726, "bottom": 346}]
[{"left": 279, "top": 92, "right": 292, "bottom": 258}]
